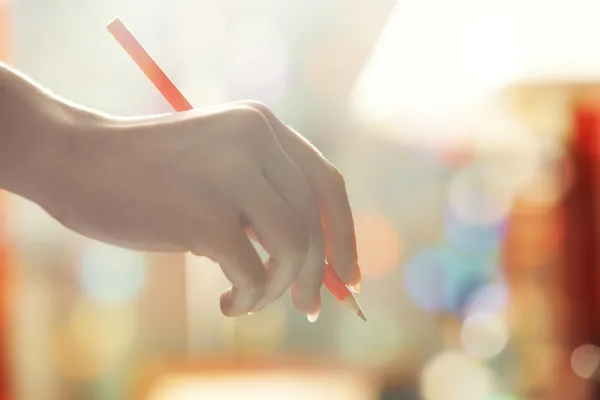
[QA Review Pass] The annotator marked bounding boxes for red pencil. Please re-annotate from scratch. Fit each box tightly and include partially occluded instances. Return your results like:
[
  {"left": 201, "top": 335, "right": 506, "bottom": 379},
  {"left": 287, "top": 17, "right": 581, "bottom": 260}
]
[{"left": 106, "top": 18, "right": 365, "bottom": 321}]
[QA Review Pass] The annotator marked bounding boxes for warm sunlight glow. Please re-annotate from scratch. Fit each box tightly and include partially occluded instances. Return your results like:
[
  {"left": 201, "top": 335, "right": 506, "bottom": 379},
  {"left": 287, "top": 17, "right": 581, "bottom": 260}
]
[{"left": 146, "top": 372, "right": 376, "bottom": 400}]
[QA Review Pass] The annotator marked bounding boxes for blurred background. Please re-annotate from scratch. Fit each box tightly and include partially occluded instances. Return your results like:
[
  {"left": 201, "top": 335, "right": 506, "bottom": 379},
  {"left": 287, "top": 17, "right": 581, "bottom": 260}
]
[{"left": 2, "top": 0, "right": 600, "bottom": 399}]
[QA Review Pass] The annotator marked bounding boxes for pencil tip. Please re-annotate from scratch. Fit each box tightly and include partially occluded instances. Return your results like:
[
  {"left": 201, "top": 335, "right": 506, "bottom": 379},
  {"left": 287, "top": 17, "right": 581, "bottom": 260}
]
[
  {"left": 340, "top": 293, "right": 367, "bottom": 321},
  {"left": 357, "top": 309, "right": 367, "bottom": 322}
]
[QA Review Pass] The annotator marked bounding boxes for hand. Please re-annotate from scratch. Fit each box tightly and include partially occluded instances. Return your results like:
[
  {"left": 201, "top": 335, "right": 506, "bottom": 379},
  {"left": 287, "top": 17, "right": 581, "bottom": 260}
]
[{"left": 39, "top": 101, "right": 361, "bottom": 318}]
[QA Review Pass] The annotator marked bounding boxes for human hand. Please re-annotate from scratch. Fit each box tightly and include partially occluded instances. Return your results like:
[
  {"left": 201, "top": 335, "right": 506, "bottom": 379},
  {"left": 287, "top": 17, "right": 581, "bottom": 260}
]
[{"left": 39, "top": 101, "right": 361, "bottom": 318}]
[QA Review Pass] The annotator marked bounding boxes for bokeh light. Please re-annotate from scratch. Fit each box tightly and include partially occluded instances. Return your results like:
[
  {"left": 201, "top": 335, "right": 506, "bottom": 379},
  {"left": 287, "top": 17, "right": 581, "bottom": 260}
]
[
  {"left": 471, "top": 110, "right": 540, "bottom": 189},
  {"left": 516, "top": 139, "right": 573, "bottom": 210},
  {"left": 354, "top": 212, "right": 402, "bottom": 279},
  {"left": 447, "top": 110, "right": 543, "bottom": 227},
  {"left": 439, "top": 246, "right": 499, "bottom": 306},
  {"left": 518, "top": 343, "right": 558, "bottom": 390},
  {"left": 502, "top": 206, "right": 563, "bottom": 274},
  {"left": 336, "top": 308, "right": 403, "bottom": 368},
  {"left": 571, "top": 344, "right": 600, "bottom": 379},
  {"left": 462, "top": 283, "right": 510, "bottom": 319},
  {"left": 430, "top": 143, "right": 473, "bottom": 168},
  {"left": 224, "top": 18, "right": 290, "bottom": 105},
  {"left": 448, "top": 163, "right": 515, "bottom": 227},
  {"left": 404, "top": 247, "right": 497, "bottom": 314},
  {"left": 78, "top": 242, "right": 147, "bottom": 304},
  {"left": 421, "top": 350, "right": 494, "bottom": 400},
  {"left": 404, "top": 249, "right": 447, "bottom": 312},
  {"left": 507, "top": 283, "right": 553, "bottom": 338},
  {"left": 443, "top": 208, "right": 506, "bottom": 255},
  {"left": 460, "top": 312, "right": 509, "bottom": 360},
  {"left": 52, "top": 301, "right": 137, "bottom": 380},
  {"left": 460, "top": 284, "right": 510, "bottom": 361}
]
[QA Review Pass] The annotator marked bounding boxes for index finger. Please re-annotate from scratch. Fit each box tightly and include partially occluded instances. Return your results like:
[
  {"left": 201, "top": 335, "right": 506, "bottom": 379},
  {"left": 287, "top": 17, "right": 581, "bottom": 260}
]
[{"left": 240, "top": 101, "right": 361, "bottom": 288}]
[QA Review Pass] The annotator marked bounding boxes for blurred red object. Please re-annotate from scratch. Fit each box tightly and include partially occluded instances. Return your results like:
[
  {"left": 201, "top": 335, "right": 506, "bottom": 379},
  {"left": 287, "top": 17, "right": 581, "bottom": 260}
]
[
  {"left": 0, "top": 1, "right": 14, "bottom": 398},
  {"left": 564, "top": 97, "right": 600, "bottom": 347},
  {"left": 556, "top": 93, "right": 600, "bottom": 399}
]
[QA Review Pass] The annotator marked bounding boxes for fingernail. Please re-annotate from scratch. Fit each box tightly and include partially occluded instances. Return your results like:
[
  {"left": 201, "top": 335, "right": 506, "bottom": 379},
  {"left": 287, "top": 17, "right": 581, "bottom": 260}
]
[
  {"left": 349, "top": 281, "right": 361, "bottom": 293},
  {"left": 348, "top": 262, "right": 362, "bottom": 293},
  {"left": 220, "top": 287, "right": 261, "bottom": 317},
  {"left": 248, "top": 306, "right": 264, "bottom": 316},
  {"left": 307, "top": 309, "right": 320, "bottom": 323}
]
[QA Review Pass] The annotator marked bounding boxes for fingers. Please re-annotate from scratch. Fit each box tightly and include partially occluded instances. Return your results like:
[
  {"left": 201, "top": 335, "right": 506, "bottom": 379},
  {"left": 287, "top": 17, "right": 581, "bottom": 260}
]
[
  {"left": 235, "top": 171, "right": 309, "bottom": 312},
  {"left": 241, "top": 101, "right": 361, "bottom": 289},
  {"left": 319, "top": 170, "right": 361, "bottom": 290},
  {"left": 196, "top": 103, "right": 356, "bottom": 319},
  {"left": 254, "top": 126, "right": 325, "bottom": 315},
  {"left": 202, "top": 221, "right": 267, "bottom": 317}
]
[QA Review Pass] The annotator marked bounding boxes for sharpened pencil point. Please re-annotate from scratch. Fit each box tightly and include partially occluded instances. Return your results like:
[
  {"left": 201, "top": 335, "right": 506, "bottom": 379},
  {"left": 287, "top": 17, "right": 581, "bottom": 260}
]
[
  {"left": 341, "top": 293, "right": 367, "bottom": 321},
  {"left": 357, "top": 309, "right": 367, "bottom": 322}
]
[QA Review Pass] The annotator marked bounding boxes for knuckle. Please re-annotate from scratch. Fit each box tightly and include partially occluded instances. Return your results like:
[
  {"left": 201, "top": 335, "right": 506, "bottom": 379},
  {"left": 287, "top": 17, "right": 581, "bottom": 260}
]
[
  {"left": 243, "top": 100, "right": 274, "bottom": 118},
  {"left": 227, "top": 105, "right": 273, "bottom": 148},
  {"left": 326, "top": 165, "right": 348, "bottom": 193},
  {"left": 229, "top": 105, "right": 268, "bottom": 133}
]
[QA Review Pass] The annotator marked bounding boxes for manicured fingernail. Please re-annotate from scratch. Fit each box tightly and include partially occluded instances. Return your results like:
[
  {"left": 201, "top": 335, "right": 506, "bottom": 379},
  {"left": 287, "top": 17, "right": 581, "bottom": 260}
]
[
  {"left": 349, "top": 281, "right": 361, "bottom": 293},
  {"left": 307, "top": 310, "right": 320, "bottom": 323}
]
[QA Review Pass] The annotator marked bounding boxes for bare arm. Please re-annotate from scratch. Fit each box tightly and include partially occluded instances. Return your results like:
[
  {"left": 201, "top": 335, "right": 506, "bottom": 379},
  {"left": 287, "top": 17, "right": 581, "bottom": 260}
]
[{"left": 0, "top": 63, "right": 82, "bottom": 204}]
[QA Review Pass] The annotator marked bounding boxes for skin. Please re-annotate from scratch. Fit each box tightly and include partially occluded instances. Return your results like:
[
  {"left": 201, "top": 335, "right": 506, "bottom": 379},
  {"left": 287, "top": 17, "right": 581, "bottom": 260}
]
[{"left": 0, "top": 63, "right": 361, "bottom": 320}]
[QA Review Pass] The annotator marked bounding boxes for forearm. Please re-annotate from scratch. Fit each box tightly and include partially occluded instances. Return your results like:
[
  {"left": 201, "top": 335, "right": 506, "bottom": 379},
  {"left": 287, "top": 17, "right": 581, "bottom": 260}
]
[{"left": 0, "top": 63, "right": 77, "bottom": 202}]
